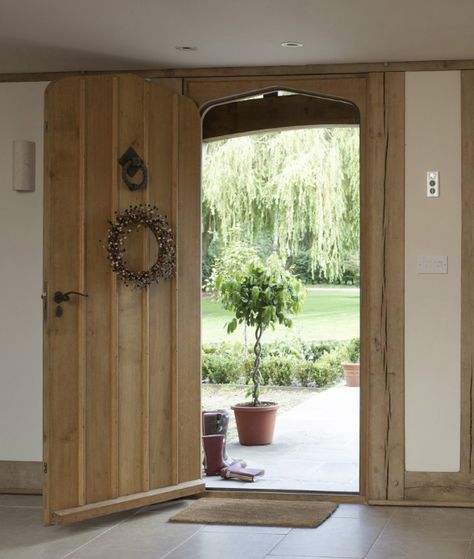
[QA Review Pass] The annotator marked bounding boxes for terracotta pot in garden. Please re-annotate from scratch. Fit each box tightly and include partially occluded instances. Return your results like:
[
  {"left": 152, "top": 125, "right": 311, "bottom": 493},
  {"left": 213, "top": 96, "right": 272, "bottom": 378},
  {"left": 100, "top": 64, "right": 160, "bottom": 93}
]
[
  {"left": 231, "top": 402, "right": 278, "bottom": 445},
  {"left": 342, "top": 362, "right": 360, "bottom": 387}
]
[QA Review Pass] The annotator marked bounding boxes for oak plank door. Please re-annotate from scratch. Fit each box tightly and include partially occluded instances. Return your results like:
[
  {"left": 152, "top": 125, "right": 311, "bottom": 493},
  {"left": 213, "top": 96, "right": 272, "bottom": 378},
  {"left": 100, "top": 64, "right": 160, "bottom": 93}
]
[{"left": 43, "top": 74, "right": 204, "bottom": 525}]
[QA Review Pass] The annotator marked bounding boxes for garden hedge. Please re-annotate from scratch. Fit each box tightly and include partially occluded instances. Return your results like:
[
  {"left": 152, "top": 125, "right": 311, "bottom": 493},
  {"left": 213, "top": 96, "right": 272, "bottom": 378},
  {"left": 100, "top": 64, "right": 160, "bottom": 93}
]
[{"left": 202, "top": 338, "right": 359, "bottom": 388}]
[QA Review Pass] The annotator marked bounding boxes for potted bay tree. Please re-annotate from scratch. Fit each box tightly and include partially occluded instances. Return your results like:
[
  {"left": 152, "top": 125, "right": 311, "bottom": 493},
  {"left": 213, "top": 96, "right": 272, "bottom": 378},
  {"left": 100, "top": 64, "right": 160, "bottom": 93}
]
[{"left": 212, "top": 254, "right": 304, "bottom": 445}]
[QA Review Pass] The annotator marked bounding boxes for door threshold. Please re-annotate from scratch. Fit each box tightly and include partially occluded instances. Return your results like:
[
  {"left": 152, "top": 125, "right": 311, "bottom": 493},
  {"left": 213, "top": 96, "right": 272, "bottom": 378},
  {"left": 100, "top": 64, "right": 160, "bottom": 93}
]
[{"left": 203, "top": 487, "right": 365, "bottom": 503}]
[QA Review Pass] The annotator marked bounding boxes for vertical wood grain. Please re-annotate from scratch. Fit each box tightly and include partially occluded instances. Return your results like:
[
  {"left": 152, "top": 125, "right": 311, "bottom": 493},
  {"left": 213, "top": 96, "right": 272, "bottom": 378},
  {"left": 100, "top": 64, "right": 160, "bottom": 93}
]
[
  {"left": 84, "top": 76, "right": 116, "bottom": 503},
  {"left": 177, "top": 96, "right": 202, "bottom": 483},
  {"left": 170, "top": 95, "right": 179, "bottom": 485},
  {"left": 148, "top": 85, "right": 175, "bottom": 489},
  {"left": 141, "top": 82, "right": 151, "bottom": 492},
  {"left": 43, "top": 85, "right": 52, "bottom": 525},
  {"left": 117, "top": 75, "right": 148, "bottom": 496},
  {"left": 357, "top": 93, "right": 368, "bottom": 500},
  {"left": 44, "top": 78, "right": 83, "bottom": 515},
  {"left": 366, "top": 72, "right": 405, "bottom": 501},
  {"left": 461, "top": 71, "right": 474, "bottom": 474},
  {"left": 78, "top": 79, "right": 87, "bottom": 506},
  {"left": 110, "top": 77, "right": 119, "bottom": 499},
  {"left": 366, "top": 73, "right": 386, "bottom": 500},
  {"left": 383, "top": 72, "right": 405, "bottom": 499}
]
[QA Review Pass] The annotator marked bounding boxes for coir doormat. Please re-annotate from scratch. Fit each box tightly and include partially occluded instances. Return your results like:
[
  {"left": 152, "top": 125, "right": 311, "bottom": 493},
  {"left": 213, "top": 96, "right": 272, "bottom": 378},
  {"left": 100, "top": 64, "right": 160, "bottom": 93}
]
[{"left": 169, "top": 497, "right": 337, "bottom": 529}]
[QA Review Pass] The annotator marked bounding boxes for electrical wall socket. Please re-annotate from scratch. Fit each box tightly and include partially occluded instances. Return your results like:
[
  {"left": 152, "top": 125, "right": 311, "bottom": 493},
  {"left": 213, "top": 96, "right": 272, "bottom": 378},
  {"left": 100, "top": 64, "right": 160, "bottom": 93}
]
[{"left": 427, "top": 171, "right": 439, "bottom": 197}]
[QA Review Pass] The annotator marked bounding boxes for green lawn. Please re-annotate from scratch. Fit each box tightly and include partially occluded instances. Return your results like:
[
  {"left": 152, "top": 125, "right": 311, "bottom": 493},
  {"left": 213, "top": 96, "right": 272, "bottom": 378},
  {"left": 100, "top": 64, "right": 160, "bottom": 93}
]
[{"left": 202, "top": 288, "right": 360, "bottom": 344}]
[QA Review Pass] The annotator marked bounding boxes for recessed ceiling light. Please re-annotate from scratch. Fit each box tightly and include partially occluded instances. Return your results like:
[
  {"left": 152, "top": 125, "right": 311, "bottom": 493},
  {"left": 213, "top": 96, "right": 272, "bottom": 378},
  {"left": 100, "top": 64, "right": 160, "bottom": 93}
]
[
  {"left": 175, "top": 46, "right": 198, "bottom": 51},
  {"left": 281, "top": 41, "right": 303, "bottom": 48}
]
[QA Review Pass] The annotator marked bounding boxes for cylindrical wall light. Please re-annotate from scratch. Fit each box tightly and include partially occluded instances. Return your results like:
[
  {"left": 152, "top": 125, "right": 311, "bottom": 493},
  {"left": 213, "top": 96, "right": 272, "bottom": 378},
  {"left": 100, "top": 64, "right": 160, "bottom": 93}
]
[{"left": 12, "top": 140, "right": 36, "bottom": 192}]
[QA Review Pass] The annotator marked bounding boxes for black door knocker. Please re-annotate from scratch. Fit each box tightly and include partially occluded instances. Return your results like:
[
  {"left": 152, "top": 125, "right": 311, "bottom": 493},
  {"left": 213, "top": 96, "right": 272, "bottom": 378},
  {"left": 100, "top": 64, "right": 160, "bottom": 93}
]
[
  {"left": 54, "top": 290, "right": 88, "bottom": 318},
  {"left": 118, "top": 146, "right": 148, "bottom": 191}
]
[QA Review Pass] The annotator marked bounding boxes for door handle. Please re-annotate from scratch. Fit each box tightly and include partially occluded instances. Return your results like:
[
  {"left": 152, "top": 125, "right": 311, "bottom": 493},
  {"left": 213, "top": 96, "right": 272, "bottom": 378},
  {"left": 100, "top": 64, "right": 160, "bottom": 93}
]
[
  {"left": 54, "top": 291, "right": 88, "bottom": 304},
  {"left": 54, "top": 291, "right": 88, "bottom": 317}
]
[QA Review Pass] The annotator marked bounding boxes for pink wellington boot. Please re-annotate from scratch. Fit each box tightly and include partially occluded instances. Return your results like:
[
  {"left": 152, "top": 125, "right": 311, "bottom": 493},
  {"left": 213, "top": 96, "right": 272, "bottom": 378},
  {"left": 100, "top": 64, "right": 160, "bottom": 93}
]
[
  {"left": 202, "top": 410, "right": 246, "bottom": 467},
  {"left": 202, "top": 434, "right": 226, "bottom": 475}
]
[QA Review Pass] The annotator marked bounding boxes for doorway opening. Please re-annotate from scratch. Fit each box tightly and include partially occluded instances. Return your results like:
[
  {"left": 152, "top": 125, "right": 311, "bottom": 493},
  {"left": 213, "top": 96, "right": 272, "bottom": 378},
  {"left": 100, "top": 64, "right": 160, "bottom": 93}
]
[{"left": 200, "top": 90, "right": 361, "bottom": 493}]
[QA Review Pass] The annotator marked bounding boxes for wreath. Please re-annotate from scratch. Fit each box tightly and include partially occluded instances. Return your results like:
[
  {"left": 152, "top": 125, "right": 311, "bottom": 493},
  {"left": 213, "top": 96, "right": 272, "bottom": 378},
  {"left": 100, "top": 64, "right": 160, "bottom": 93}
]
[{"left": 106, "top": 204, "right": 176, "bottom": 288}]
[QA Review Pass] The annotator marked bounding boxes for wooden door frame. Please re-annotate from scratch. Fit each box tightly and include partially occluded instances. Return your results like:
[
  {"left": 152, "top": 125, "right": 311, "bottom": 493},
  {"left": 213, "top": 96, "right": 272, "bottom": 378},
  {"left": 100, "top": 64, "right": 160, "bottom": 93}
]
[{"left": 185, "top": 73, "right": 405, "bottom": 503}]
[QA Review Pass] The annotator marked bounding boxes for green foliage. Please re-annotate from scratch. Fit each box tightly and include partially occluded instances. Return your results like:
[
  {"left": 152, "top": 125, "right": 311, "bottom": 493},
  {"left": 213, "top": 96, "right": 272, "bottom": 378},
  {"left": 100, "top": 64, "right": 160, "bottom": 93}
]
[
  {"left": 202, "top": 127, "right": 360, "bottom": 283},
  {"left": 342, "top": 337, "right": 360, "bottom": 363},
  {"left": 296, "top": 349, "right": 345, "bottom": 387},
  {"left": 260, "top": 355, "right": 297, "bottom": 386},
  {"left": 287, "top": 251, "right": 324, "bottom": 284},
  {"left": 302, "top": 340, "right": 344, "bottom": 362},
  {"left": 205, "top": 240, "right": 260, "bottom": 294},
  {"left": 202, "top": 353, "right": 242, "bottom": 384},
  {"left": 213, "top": 254, "right": 305, "bottom": 334},
  {"left": 202, "top": 338, "right": 353, "bottom": 389}
]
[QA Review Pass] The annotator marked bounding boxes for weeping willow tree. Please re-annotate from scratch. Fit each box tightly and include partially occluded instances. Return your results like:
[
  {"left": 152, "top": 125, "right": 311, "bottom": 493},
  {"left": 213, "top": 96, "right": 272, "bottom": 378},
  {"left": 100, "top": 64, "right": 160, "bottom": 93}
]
[{"left": 202, "top": 127, "right": 360, "bottom": 283}]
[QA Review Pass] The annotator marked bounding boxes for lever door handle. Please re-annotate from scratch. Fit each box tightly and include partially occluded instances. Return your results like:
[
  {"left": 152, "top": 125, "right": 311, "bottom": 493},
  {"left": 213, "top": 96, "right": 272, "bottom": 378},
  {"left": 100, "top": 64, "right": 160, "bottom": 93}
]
[{"left": 54, "top": 291, "right": 88, "bottom": 304}]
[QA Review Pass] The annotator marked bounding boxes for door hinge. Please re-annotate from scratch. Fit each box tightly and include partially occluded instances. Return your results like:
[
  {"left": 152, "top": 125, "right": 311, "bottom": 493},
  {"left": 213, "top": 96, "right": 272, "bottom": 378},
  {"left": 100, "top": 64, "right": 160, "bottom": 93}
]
[
  {"left": 41, "top": 282, "right": 48, "bottom": 322},
  {"left": 44, "top": 121, "right": 48, "bottom": 133},
  {"left": 43, "top": 462, "right": 48, "bottom": 474}
]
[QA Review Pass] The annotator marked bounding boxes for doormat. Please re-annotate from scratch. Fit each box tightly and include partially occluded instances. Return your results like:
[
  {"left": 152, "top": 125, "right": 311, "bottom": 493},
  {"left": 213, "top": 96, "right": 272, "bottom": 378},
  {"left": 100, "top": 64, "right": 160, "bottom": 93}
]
[{"left": 169, "top": 498, "right": 337, "bottom": 529}]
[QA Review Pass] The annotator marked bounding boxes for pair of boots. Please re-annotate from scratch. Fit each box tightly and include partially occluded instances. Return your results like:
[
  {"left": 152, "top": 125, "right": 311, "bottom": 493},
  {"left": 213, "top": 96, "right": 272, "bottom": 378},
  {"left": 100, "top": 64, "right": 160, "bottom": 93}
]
[
  {"left": 202, "top": 435, "right": 265, "bottom": 481},
  {"left": 202, "top": 409, "right": 234, "bottom": 475},
  {"left": 202, "top": 410, "right": 264, "bottom": 482}
]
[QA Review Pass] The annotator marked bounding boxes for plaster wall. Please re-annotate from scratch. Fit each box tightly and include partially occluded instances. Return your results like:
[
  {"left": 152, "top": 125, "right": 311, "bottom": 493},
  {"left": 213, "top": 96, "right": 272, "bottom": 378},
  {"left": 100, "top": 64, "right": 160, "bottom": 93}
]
[
  {"left": 404, "top": 71, "right": 462, "bottom": 471},
  {"left": 0, "top": 82, "right": 47, "bottom": 460}
]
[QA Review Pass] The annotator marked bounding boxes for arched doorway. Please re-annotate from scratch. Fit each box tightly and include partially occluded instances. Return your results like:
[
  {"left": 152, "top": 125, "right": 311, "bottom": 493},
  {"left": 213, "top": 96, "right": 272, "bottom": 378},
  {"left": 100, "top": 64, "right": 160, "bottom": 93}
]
[{"left": 201, "top": 87, "right": 362, "bottom": 494}]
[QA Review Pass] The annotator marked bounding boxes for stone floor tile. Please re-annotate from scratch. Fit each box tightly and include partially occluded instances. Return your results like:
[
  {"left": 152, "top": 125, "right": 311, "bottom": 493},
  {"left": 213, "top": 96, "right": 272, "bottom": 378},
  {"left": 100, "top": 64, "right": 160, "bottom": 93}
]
[
  {"left": 269, "top": 516, "right": 387, "bottom": 558},
  {"left": 165, "top": 531, "right": 284, "bottom": 559},
  {"left": 366, "top": 535, "right": 470, "bottom": 559},
  {"left": 0, "top": 507, "right": 130, "bottom": 559},
  {"left": 201, "top": 524, "right": 291, "bottom": 534},
  {"left": 332, "top": 504, "right": 395, "bottom": 520},
  {"left": 66, "top": 520, "right": 202, "bottom": 559},
  {"left": 383, "top": 506, "right": 474, "bottom": 541}
]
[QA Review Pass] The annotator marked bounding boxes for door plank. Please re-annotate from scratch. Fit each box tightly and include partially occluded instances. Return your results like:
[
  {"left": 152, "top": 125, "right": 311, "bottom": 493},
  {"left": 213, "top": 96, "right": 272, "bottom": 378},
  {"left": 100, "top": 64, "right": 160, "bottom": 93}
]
[
  {"left": 44, "top": 77, "right": 84, "bottom": 515},
  {"left": 53, "top": 480, "right": 205, "bottom": 525},
  {"left": 84, "top": 76, "right": 117, "bottom": 503},
  {"left": 177, "top": 96, "right": 202, "bottom": 483},
  {"left": 117, "top": 76, "right": 148, "bottom": 496},
  {"left": 148, "top": 85, "right": 175, "bottom": 489}
]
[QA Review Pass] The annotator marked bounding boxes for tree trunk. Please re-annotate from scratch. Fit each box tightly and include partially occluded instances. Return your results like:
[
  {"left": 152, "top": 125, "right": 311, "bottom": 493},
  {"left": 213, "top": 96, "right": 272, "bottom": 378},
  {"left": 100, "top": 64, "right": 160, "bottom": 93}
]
[{"left": 252, "top": 324, "right": 264, "bottom": 406}]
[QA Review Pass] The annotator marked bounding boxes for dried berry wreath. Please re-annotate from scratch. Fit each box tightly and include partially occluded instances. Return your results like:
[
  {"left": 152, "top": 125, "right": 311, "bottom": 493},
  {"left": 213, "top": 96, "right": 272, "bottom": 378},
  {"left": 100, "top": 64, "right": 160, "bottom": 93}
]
[{"left": 106, "top": 204, "right": 176, "bottom": 288}]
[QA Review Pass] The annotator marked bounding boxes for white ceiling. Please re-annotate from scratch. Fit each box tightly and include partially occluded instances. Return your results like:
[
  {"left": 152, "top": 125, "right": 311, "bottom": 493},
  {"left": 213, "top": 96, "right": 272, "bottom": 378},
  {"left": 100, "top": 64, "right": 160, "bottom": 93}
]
[{"left": 1, "top": 0, "right": 474, "bottom": 73}]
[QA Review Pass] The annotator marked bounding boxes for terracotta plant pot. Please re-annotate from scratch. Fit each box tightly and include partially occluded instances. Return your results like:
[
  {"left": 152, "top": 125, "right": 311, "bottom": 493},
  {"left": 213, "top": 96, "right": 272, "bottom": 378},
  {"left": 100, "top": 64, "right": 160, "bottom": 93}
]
[
  {"left": 231, "top": 402, "right": 278, "bottom": 445},
  {"left": 342, "top": 362, "right": 360, "bottom": 387}
]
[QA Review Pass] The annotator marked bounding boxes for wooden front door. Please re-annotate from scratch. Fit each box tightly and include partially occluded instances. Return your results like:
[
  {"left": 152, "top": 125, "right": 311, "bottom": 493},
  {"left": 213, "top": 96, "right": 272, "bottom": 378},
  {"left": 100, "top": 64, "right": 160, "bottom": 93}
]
[{"left": 43, "top": 74, "right": 204, "bottom": 525}]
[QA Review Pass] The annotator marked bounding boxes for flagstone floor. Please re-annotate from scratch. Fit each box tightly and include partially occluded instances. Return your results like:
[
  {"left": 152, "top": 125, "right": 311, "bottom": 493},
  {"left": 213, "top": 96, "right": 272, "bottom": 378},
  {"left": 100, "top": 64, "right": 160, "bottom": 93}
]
[
  {"left": 3, "top": 495, "right": 474, "bottom": 559},
  {"left": 205, "top": 384, "right": 360, "bottom": 492}
]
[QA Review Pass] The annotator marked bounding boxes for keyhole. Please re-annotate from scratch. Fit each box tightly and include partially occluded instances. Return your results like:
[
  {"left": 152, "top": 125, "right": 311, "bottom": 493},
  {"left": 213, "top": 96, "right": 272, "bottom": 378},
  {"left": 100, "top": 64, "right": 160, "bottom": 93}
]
[{"left": 55, "top": 306, "right": 63, "bottom": 318}]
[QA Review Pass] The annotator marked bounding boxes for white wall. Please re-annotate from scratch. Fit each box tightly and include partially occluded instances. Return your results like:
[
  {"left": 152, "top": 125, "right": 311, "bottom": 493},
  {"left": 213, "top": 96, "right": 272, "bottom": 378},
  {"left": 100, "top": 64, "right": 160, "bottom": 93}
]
[
  {"left": 405, "top": 71, "right": 462, "bottom": 471},
  {"left": 0, "top": 82, "right": 47, "bottom": 461}
]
